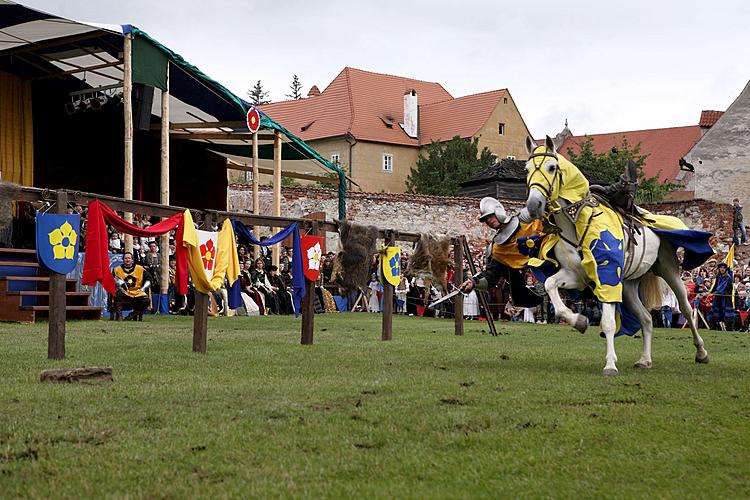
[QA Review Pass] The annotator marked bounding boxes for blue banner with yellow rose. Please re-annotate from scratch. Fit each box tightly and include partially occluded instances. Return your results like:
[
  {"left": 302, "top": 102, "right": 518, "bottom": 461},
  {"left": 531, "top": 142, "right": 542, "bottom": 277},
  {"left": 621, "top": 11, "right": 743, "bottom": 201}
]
[
  {"left": 36, "top": 212, "right": 80, "bottom": 275},
  {"left": 380, "top": 246, "right": 402, "bottom": 287}
]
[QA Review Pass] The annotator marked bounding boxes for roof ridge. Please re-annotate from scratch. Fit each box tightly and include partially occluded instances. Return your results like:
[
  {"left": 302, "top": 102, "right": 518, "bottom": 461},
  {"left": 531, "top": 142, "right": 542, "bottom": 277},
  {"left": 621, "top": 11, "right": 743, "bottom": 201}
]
[
  {"left": 565, "top": 124, "right": 701, "bottom": 138},
  {"left": 420, "top": 88, "right": 506, "bottom": 109},
  {"left": 344, "top": 66, "right": 443, "bottom": 87}
]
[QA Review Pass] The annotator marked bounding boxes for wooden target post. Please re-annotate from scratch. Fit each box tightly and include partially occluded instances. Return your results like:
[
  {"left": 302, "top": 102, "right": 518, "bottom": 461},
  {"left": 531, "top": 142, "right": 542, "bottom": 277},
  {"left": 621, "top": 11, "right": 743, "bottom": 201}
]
[
  {"left": 192, "top": 213, "right": 211, "bottom": 353},
  {"left": 381, "top": 230, "right": 395, "bottom": 341},
  {"left": 47, "top": 189, "right": 68, "bottom": 360},
  {"left": 453, "top": 236, "right": 464, "bottom": 336},
  {"left": 300, "top": 222, "right": 319, "bottom": 345}
]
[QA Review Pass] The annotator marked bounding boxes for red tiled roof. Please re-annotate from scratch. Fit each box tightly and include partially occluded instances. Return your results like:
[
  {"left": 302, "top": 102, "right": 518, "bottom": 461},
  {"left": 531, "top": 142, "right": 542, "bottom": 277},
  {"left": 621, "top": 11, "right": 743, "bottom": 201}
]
[
  {"left": 260, "top": 67, "right": 453, "bottom": 146},
  {"left": 699, "top": 110, "right": 724, "bottom": 127},
  {"left": 420, "top": 90, "right": 507, "bottom": 143},
  {"left": 559, "top": 126, "right": 702, "bottom": 182}
]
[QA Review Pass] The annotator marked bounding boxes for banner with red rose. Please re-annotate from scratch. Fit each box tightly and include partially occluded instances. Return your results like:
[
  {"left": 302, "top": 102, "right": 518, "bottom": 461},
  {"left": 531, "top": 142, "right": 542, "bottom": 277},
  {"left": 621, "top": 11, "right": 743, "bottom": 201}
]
[{"left": 301, "top": 235, "right": 324, "bottom": 281}]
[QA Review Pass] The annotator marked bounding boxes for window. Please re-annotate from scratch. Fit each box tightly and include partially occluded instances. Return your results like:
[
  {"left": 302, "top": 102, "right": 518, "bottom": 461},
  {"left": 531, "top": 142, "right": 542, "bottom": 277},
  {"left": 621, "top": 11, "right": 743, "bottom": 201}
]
[
  {"left": 383, "top": 153, "right": 393, "bottom": 172},
  {"left": 330, "top": 153, "right": 340, "bottom": 165},
  {"left": 498, "top": 123, "right": 505, "bottom": 135},
  {"left": 507, "top": 155, "right": 516, "bottom": 160}
]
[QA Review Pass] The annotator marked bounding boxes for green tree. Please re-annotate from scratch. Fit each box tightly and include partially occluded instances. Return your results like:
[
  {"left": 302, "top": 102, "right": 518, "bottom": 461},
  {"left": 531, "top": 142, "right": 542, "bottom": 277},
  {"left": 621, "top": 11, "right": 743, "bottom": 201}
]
[
  {"left": 565, "top": 135, "right": 681, "bottom": 202},
  {"left": 406, "top": 136, "right": 495, "bottom": 196},
  {"left": 247, "top": 80, "right": 270, "bottom": 105},
  {"left": 286, "top": 74, "right": 303, "bottom": 100},
  {"left": 312, "top": 171, "right": 339, "bottom": 189}
]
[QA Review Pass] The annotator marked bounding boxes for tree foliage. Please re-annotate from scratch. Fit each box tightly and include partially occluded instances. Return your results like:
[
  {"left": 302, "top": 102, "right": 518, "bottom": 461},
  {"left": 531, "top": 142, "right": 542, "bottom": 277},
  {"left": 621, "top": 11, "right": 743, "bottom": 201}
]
[
  {"left": 565, "top": 135, "right": 682, "bottom": 203},
  {"left": 247, "top": 80, "right": 270, "bottom": 105},
  {"left": 406, "top": 136, "right": 495, "bottom": 196},
  {"left": 286, "top": 74, "right": 303, "bottom": 100}
]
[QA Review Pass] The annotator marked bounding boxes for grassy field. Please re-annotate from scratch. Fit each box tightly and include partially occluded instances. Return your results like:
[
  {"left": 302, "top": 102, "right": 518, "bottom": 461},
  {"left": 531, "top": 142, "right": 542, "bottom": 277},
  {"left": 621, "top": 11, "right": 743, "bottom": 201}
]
[{"left": 0, "top": 314, "right": 749, "bottom": 499}]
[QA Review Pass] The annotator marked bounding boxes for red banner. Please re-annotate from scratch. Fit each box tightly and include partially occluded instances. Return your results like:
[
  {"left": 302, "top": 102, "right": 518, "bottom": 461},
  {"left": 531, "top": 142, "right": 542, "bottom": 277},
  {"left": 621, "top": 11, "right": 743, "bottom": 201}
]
[{"left": 301, "top": 235, "right": 324, "bottom": 282}]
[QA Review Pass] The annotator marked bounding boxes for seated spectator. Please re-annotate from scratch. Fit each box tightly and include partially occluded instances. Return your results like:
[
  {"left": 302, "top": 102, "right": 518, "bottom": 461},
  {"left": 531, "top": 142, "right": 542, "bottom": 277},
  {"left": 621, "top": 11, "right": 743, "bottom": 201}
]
[
  {"left": 251, "top": 257, "right": 280, "bottom": 314},
  {"left": 268, "top": 265, "right": 293, "bottom": 314},
  {"left": 112, "top": 251, "right": 152, "bottom": 321}
]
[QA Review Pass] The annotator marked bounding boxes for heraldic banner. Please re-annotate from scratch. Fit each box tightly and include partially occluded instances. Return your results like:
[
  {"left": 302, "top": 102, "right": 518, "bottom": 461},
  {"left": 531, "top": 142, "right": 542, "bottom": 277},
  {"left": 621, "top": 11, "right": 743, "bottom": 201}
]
[
  {"left": 380, "top": 245, "right": 401, "bottom": 287},
  {"left": 36, "top": 212, "right": 80, "bottom": 275},
  {"left": 182, "top": 210, "right": 240, "bottom": 294},
  {"left": 301, "top": 235, "right": 323, "bottom": 282}
]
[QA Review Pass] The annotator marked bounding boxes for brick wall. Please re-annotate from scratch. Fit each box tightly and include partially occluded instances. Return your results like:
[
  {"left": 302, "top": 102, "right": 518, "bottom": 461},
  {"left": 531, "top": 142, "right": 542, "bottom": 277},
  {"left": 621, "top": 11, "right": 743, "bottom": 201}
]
[{"left": 229, "top": 184, "right": 735, "bottom": 260}]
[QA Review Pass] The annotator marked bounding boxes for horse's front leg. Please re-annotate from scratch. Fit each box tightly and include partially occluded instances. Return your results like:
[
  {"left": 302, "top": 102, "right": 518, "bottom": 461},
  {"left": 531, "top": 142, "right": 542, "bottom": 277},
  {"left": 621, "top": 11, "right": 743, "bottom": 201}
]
[
  {"left": 601, "top": 302, "right": 619, "bottom": 376},
  {"left": 544, "top": 269, "right": 588, "bottom": 333}
]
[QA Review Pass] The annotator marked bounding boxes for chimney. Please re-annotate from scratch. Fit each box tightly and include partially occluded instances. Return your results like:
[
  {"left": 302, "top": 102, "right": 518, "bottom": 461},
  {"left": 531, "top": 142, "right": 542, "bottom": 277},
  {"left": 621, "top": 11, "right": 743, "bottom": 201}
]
[
  {"left": 402, "top": 89, "right": 418, "bottom": 138},
  {"left": 307, "top": 85, "right": 321, "bottom": 97}
]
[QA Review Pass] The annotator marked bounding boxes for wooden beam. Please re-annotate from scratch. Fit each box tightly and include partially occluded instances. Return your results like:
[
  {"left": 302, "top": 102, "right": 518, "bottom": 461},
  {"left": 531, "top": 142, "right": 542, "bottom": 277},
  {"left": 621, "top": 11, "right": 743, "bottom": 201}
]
[
  {"left": 381, "top": 230, "right": 395, "bottom": 341},
  {"left": 122, "top": 33, "right": 134, "bottom": 253},
  {"left": 226, "top": 163, "right": 338, "bottom": 184},
  {"left": 272, "top": 130, "right": 282, "bottom": 268},
  {"left": 454, "top": 237, "right": 464, "bottom": 336},
  {"left": 14, "top": 186, "right": 428, "bottom": 242},
  {"left": 193, "top": 293, "right": 209, "bottom": 353},
  {"left": 29, "top": 60, "right": 122, "bottom": 81},
  {"left": 0, "top": 31, "right": 105, "bottom": 58},
  {"left": 160, "top": 61, "right": 170, "bottom": 296},
  {"left": 48, "top": 190, "right": 67, "bottom": 360},
  {"left": 170, "top": 132, "right": 275, "bottom": 141}
]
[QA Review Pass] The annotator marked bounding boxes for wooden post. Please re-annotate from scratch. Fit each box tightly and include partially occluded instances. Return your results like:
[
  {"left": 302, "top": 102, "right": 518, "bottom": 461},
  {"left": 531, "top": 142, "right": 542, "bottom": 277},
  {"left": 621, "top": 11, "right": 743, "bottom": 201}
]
[
  {"left": 159, "top": 60, "right": 170, "bottom": 298},
  {"left": 48, "top": 189, "right": 68, "bottom": 360},
  {"left": 381, "top": 230, "right": 395, "bottom": 341},
  {"left": 193, "top": 213, "right": 211, "bottom": 353},
  {"left": 122, "top": 33, "right": 134, "bottom": 253},
  {"left": 454, "top": 237, "right": 464, "bottom": 336},
  {"left": 272, "top": 130, "right": 282, "bottom": 268},
  {"left": 193, "top": 292, "right": 208, "bottom": 353},
  {"left": 300, "top": 223, "right": 318, "bottom": 345},
  {"left": 251, "top": 131, "right": 260, "bottom": 259}
]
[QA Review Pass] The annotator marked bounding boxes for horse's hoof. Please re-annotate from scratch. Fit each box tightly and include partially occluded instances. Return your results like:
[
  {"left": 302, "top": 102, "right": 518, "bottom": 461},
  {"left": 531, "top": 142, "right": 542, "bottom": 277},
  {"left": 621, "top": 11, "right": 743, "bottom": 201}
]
[
  {"left": 695, "top": 354, "right": 709, "bottom": 364},
  {"left": 573, "top": 314, "right": 589, "bottom": 334},
  {"left": 633, "top": 361, "right": 652, "bottom": 369},
  {"left": 602, "top": 367, "right": 619, "bottom": 377}
]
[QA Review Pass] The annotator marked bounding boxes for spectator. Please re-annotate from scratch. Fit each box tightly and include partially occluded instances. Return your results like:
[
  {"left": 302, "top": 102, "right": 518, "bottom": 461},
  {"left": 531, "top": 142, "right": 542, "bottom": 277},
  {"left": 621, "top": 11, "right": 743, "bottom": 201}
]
[
  {"left": 367, "top": 273, "right": 381, "bottom": 313},
  {"left": 733, "top": 198, "right": 747, "bottom": 246},
  {"left": 143, "top": 240, "right": 161, "bottom": 292}
]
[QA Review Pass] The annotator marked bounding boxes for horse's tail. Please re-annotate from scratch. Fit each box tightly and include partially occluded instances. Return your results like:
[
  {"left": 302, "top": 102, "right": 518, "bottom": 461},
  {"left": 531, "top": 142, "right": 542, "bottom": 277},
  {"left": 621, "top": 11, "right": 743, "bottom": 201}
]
[{"left": 639, "top": 272, "right": 664, "bottom": 311}]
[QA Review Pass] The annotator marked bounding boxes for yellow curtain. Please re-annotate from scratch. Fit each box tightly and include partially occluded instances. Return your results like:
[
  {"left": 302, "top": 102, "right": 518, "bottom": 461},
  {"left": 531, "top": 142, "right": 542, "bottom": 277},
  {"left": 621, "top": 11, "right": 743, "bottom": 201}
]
[{"left": 0, "top": 71, "right": 34, "bottom": 186}]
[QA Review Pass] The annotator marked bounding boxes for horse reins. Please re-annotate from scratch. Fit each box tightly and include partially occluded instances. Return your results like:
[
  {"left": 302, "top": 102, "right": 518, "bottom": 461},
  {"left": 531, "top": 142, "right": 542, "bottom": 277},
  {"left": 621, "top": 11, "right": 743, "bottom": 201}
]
[{"left": 527, "top": 151, "right": 562, "bottom": 200}]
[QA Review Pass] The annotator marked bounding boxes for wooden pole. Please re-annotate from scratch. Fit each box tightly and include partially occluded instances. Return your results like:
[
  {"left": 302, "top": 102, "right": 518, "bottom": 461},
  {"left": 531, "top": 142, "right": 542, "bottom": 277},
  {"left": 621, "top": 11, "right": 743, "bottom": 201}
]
[
  {"left": 159, "top": 60, "right": 170, "bottom": 299},
  {"left": 193, "top": 292, "right": 208, "bottom": 353},
  {"left": 48, "top": 189, "right": 68, "bottom": 360},
  {"left": 122, "top": 33, "right": 134, "bottom": 253},
  {"left": 272, "top": 130, "right": 282, "bottom": 268},
  {"left": 381, "top": 230, "right": 395, "bottom": 341},
  {"left": 252, "top": 131, "right": 260, "bottom": 260},
  {"left": 300, "top": 223, "right": 319, "bottom": 345},
  {"left": 193, "top": 213, "right": 211, "bottom": 353},
  {"left": 454, "top": 237, "right": 464, "bottom": 336}
]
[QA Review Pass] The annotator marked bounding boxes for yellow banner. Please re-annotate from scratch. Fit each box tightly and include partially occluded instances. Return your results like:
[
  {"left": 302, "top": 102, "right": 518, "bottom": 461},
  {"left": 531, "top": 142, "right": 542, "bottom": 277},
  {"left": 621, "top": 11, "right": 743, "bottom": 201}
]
[{"left": 380, "top": 246, "right": 401, "bottom": 287}]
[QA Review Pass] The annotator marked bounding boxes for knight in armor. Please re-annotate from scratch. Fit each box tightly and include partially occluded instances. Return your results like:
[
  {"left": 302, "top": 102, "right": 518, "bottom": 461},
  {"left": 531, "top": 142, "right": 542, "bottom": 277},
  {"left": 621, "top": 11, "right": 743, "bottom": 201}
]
[
  {"left": 112, "top": 251, "right": 152, "bottom": 321},
  {"left": 459, "top": 198, "right": 543, "bottom": 308},
  {"left": 589, "top": 158, "right": 639, "bottom": 212}
]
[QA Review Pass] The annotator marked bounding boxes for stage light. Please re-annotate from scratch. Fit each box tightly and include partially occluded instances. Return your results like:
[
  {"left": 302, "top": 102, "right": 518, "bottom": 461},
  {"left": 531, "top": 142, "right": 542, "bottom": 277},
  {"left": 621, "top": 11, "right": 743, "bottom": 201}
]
[{"left": 88, "top": 95, "right": 109, "bottom": 111}]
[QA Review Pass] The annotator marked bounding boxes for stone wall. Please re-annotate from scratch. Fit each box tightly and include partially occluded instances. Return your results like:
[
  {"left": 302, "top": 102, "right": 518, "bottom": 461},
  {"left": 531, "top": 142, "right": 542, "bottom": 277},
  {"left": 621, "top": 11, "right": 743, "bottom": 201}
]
[{"left": 229, "top": 184, "right": 736, "bottom": 258}]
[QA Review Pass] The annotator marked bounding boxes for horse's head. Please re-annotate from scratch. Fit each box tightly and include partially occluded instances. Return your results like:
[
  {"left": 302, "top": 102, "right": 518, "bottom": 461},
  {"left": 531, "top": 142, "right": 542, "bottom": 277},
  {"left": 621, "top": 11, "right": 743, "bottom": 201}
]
[{"left": 519, "top": 135, "right": 560, "bottom": 223}]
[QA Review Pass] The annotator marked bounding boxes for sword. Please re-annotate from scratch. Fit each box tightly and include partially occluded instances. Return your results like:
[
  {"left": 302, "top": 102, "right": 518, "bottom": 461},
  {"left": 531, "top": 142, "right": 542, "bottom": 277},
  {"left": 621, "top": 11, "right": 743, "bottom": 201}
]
[
  {"left": 428, "top": 272, "right": 482, "bottom": 309},
  {"left": 428, "top": 288, "right": 465, "bottom": 309}
]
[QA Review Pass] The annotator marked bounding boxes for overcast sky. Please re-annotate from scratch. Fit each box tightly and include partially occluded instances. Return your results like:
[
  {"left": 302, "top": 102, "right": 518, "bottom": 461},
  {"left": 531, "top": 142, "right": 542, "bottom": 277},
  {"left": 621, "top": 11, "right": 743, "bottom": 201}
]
[{"left": 20, "top": 0, "right": 750, "bottom": 138}]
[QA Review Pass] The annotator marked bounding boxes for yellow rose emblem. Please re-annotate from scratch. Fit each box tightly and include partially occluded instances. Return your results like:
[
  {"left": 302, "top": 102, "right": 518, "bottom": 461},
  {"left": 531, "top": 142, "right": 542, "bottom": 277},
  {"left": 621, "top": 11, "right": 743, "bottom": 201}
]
[{"left": 48, "top": 221, "right": 77, "bottom": 260}]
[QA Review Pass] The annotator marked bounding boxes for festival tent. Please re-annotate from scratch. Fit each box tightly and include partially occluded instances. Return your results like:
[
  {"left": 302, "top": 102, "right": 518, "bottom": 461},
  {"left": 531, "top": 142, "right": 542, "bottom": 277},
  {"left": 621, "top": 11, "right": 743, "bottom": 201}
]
[{"left": 0, "top": 0, "right": 347, "bottom": 217}]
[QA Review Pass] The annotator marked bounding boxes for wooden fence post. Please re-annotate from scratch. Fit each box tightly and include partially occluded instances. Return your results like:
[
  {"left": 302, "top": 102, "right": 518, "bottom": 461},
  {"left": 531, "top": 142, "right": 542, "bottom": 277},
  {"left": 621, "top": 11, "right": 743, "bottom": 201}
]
[
  {"left": 381, "top": 230, "right": 395, "bottom": 341},
  {"left": 454, "top": 237, "right": 464, "bottom": 336},
  {"left": 300, "top": 222, "right": 318, "bottom": 345},
  {"left": 192, "top": 213, "right": 210, "bottom": 353},
  {"left": 48, "top": 189, "right": 68, "bottom": 360}
]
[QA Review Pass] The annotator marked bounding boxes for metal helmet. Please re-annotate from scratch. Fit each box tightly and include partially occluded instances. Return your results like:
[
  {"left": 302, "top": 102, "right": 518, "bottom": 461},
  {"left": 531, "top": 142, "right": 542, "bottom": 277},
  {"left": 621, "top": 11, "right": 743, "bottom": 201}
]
[{"left": 478, "top": 197, "right": 512, "bottom": 224}]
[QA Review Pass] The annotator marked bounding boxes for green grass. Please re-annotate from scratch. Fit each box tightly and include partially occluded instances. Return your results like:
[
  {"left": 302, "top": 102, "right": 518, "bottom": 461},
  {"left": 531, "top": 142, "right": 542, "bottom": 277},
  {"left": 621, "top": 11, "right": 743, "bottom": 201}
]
[{"left": 1, "top": 314, "right": 749, "bottom": 499}]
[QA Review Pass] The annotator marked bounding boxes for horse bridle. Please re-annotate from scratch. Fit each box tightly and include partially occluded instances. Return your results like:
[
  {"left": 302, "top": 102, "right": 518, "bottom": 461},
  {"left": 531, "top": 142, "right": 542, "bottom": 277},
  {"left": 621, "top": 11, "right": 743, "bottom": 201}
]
[{"left": 527, "top": 151, "right": 561, "bottom": 199}]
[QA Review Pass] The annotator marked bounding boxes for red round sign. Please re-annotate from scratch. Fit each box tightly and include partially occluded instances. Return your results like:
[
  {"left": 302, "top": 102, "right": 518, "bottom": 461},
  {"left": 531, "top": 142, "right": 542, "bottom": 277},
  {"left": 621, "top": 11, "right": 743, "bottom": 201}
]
[{"left": 246, "top": 106, "right": 260, "bottom": 133}]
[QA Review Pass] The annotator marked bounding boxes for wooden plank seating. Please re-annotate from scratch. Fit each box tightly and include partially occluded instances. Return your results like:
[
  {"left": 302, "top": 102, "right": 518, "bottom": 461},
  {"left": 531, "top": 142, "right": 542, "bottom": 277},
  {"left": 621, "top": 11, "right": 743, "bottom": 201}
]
[{"left": 0, "top": 248, "right": 102, "bottom": 323}]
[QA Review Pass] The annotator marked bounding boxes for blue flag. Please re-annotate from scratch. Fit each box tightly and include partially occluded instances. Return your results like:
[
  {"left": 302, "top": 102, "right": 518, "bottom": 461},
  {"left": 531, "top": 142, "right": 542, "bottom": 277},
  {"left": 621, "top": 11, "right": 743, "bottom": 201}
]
[{"left": 36, "top": 212, "right": 81, "bottom": 275}]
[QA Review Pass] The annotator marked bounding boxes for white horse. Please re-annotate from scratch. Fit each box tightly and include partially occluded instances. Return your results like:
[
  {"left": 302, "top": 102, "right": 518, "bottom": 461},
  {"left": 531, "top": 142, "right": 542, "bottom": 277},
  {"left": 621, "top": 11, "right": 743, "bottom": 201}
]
[{"left": 518, "top": 136, "right": 709, "bottom": 376}]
